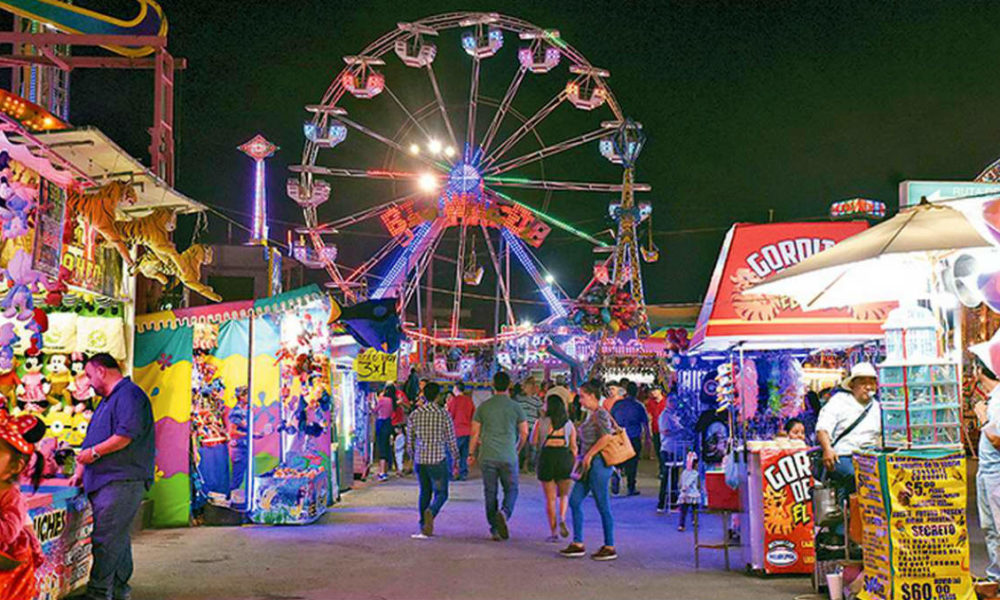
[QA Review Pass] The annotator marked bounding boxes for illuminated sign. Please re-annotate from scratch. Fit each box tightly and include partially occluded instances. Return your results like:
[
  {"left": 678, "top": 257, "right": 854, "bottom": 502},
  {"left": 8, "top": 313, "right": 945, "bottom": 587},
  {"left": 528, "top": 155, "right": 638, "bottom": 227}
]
[{"left": 380, "top": 196, "right": 551, "bottom": 248}]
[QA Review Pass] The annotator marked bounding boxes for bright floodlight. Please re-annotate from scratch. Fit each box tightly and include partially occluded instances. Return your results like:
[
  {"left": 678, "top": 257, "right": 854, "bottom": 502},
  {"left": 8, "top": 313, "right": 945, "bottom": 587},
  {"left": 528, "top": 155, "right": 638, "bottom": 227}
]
[
  {"left": 521, "top": 320, "right": 533, "bottom": 328},
  {"left": 444, "top": 145, "right": 456, "bottom": 157},
  {"left": 409, "top": 143, "right": 420, "bottom": 155},
  {"left": 544, "top": 273, "right": 555, "bottom": 284},
  {"left": 428, "top": 139, "right": 442, "bottom": 154},
  {"left": 418, "top": 172, "right": 438, "bottom": 192}
]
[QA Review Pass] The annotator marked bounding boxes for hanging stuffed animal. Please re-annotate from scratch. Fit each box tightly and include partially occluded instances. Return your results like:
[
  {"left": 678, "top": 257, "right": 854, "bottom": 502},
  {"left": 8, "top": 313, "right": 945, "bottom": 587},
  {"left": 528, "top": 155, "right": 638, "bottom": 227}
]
[
  {"left": 66, "top": 180, "right": 138, "bottom": 266},
  {"left": 68, "top": 353, "right": 94, "bottom": 412},
  {"left": 16, "top": 350, "right": 50, "bottom": 413},
  {"left": 1, "top": 250, "right": 47, "bottom": 321},
  {"left": 136, "top": 244, "right": 221, "bottom": 302},
  {"left": 45, "top": 354, "right": 72, "bottom": 407},
  {"left": 113, "top": 208, "right": 184, "bottom": 274}
]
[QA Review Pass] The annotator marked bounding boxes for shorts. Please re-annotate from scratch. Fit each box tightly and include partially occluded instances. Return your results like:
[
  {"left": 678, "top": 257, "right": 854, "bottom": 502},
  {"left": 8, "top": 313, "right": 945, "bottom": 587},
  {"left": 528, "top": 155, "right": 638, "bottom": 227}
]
[{"left": 536, "top": 446, "right": 573, "bottom": 482}]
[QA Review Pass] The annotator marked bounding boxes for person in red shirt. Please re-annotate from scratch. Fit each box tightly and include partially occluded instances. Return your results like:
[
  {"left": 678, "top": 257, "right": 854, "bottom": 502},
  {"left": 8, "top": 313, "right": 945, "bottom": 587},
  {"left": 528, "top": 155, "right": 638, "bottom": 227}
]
[
  {"left": 645, "top": 386, "right": 667, "bottom": 471},
  {"left": 447, "top": 383, "right": 476, "bottom": 480}
]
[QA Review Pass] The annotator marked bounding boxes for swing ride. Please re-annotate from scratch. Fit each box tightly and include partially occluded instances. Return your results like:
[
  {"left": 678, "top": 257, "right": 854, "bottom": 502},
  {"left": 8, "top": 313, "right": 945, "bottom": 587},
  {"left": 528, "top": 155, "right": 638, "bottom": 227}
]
[{"left": 291, "top": 12, "right": 657, "bottom": 348}]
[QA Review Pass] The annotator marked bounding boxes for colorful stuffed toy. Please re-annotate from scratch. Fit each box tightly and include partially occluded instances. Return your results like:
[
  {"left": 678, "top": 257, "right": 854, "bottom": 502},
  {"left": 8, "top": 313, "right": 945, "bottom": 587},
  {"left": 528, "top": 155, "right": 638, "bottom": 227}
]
[
  {"left": 65, "top": 180, "right": 137, "bottom": 266},
  {"left": 1, "top": 250, "right": 46, "bottom": 321},
  {"left": 68, "top": 353, "right": 94, "bottom": 411},
  {"left": 16, "top": 350, "right": 49, "bottom": 414},
  {"left": 45, "top": 354, "right": 72, "bottom": 407}
]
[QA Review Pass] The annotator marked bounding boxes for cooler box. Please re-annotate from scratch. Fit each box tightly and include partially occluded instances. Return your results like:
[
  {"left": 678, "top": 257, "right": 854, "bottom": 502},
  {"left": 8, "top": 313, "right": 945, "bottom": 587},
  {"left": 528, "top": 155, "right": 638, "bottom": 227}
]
[{"left": 705, "top": 470, "right": 740, "bottom": 510}]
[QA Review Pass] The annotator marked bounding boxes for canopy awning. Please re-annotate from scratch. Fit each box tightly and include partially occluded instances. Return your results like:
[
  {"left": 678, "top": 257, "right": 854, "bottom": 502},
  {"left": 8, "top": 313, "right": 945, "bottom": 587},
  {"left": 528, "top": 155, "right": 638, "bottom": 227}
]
[
  {"left": 690, "top": 221, "right": 889, "bottom": 352},
  {"left": 11, "top": 126, "right": 204, "bottom": 214}
]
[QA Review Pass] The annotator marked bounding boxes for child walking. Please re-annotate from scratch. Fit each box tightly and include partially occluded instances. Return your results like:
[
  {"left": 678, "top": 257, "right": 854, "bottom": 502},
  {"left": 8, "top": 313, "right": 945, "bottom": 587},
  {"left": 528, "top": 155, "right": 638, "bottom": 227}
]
[
  {"left": 677, "top": 452, "right": 701, "bottom": 532},
  {"left": 0, "top": 409, "right": 47, "bottom": 600}
]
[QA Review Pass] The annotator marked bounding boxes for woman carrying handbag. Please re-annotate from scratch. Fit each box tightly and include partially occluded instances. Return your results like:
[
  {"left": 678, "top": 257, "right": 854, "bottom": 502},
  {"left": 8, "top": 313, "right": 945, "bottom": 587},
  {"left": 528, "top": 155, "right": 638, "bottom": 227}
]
[{"left": 559, "top": 380, "right": 625, "bottom": 561}]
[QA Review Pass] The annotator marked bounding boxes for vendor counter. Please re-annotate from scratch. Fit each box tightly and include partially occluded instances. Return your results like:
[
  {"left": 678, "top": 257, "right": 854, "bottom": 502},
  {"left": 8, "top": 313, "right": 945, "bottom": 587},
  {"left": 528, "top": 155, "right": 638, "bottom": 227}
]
[
  {"left": 24, "top": 482, "right": 92, "bottom": 599},
  {"left": 741, "top": 445, "right": 815, "bottom": 575}
]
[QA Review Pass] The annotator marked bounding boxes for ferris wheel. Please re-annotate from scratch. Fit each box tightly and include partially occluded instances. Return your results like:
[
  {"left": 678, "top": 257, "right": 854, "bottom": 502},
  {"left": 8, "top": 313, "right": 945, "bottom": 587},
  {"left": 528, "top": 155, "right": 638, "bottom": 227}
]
[{"left": 290, "top": 12, "right": 654, "bottom": 346}]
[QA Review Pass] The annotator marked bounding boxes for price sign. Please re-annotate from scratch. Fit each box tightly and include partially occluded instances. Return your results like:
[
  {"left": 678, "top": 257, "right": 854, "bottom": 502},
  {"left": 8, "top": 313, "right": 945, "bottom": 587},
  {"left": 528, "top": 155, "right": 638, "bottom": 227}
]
[{"left": 353, "top": 348, "right": 398, "bottom": 382}]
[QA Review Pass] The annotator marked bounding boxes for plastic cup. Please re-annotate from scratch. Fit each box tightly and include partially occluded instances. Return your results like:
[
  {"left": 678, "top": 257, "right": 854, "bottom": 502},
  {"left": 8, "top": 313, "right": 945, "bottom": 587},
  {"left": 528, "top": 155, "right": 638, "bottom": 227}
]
[{"left": 826, "top": 573, "right": 843, "bottom": 600}]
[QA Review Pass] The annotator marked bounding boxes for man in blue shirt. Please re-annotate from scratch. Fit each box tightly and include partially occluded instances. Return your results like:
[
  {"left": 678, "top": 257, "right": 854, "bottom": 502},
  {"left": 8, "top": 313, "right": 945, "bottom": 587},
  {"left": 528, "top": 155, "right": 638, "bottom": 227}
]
[
  {"left": 610, "top": 380, "right": 648, "bottom": 496},
  {"left": 71, "top": 353, "right": 155, "bottom": 600},
  {"left": 973, "top": 355, "right": 1000, "bottom": 588}
]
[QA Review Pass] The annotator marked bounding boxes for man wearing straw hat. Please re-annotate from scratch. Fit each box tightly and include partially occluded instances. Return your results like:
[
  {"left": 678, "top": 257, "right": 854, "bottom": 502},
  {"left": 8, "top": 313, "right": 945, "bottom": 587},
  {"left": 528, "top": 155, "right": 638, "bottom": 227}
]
[{"left": 815, "top": 362, "right": 882, "bottom": 501}]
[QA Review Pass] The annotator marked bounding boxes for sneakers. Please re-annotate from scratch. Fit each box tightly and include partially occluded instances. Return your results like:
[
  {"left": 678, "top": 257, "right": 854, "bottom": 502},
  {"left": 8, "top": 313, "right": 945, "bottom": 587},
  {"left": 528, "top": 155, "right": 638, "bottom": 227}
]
[
  {"left": 627, "top": 490, "right": 640, "bottom": 497},
  {"left": 559, "top": 521, "right": 570, "bottom": 538},
  {"left": 546, "top": 534, "right": 560, "bottom": 543},
  {"left": 421, "top": 509, "right": 434, "bottom": 537},
  {"left": 410, "top": 533, "right": 431, "bottom": 540},
  {"left": 656, "top": 507, "right": 666, "bottom": 514},
  {"left": 377, "top": 473, "right": 389, "bottom": 482},
  {"left": 493, "top": 511, "right": 510, "bottom": 540},
  {"left": 677, "top": 525, "right": 686, "bottom": 532},
  {"left": 559, "top": 543, "right": 586, "bottom": 558},
  {"left": 591, "top": 546, "right": 618, "bottom": 561},
  {"left": 490, "top": 532, "right": 503, "bottom": 542}
]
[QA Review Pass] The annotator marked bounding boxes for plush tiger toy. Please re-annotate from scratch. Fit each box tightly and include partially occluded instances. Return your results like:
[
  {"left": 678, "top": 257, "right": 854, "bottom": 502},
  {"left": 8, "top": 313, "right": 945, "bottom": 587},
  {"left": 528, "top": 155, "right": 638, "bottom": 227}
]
[
  {"left": 66, "top": 180, "right": 137, "bottom": 266},
  {"left": 137, "top": 244, "right": 221, "bottom": 302},
  {"left": 113, "top": 208, "right": 186, "bottom": 274}
]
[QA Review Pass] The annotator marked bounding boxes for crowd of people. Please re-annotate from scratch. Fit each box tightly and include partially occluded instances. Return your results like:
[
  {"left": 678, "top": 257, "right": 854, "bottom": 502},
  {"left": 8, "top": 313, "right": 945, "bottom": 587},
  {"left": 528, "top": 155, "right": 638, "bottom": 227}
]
[{"left": 384, "top": 370, "right": 699, "bottom": 562}]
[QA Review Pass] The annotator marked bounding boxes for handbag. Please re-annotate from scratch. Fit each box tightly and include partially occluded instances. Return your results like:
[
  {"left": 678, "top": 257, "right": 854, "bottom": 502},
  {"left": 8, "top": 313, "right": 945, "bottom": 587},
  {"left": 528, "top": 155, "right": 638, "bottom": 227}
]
[{"left": 600, "top": 413, "right": 636, "bottom": 467}]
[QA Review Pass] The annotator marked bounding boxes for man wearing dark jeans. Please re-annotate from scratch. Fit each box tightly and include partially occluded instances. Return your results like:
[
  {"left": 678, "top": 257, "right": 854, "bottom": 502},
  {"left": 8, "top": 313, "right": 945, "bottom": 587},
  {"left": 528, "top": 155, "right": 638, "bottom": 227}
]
[
  {"left": 657, "top": 395, "right": 684, "bottom": 512},
  {"left": 469, "top": 371, "right": 527, "bottom": 540},
  {"left": 610, "top": 381, "right": 648, "bottom": 496},
  {"left": 70, "top": 353, "right": 155, "bottom": 600},
  {"left": 407, "top": 383, "right": 458, "bottom": 538}
]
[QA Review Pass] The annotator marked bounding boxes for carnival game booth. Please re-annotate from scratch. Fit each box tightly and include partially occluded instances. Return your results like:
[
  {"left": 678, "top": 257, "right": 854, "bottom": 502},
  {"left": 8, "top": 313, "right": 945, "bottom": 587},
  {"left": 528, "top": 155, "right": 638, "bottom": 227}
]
[
  {"left": 690, "top": 221, "right": 890, "bottom": 576},
  {"left": 135, "top": 285, "right": 337, "bottom": 527}
]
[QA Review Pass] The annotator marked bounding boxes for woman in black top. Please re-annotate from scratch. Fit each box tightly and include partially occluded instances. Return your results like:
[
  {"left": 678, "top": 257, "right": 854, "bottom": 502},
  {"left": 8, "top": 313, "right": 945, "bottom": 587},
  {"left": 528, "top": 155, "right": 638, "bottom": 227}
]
[{"left": 531, "top": 395, "right": 578, "bottom": 542}]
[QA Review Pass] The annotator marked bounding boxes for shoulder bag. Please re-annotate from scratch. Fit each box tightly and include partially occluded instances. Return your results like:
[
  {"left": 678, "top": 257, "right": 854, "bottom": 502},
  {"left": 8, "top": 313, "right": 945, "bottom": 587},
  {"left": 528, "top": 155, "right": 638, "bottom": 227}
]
[{"left": 600, "top": 412, "right": 636, "bottom": 467}]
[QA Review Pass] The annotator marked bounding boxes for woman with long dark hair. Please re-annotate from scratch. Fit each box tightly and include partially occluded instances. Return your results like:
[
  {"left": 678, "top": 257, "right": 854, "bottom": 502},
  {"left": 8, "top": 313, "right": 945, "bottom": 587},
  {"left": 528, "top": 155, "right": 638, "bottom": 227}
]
[
  {"left": 560, "top": 380, "right": 617, "bottom": 561},
  {"left": 531, "top": 394, "right": 577, "bottom": 541}
]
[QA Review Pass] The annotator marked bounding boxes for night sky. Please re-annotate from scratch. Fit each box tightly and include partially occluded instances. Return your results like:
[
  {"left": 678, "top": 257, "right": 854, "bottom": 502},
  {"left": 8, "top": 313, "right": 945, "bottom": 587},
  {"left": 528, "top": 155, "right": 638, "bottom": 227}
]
[{"left": 56, "top": 1, "right": 1000, "bottom": 321}]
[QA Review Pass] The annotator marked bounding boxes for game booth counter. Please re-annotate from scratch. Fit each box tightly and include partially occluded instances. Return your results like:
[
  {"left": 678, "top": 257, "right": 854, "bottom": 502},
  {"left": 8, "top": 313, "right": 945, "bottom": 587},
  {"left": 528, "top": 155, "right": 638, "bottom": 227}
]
[
  {"left": 134, "top": 285, "right": 340, "bottom": 527},
  {"left": 689, "top": 221, "right": 893, "bottom": 578}
]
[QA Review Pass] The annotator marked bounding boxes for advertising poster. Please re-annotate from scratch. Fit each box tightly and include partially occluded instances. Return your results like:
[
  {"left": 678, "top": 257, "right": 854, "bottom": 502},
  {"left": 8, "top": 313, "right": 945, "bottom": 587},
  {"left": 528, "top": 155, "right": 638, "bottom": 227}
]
[
  {"left": 856, "top": 452, "right": 891, "bottom": 600},
  {"left": 27, "top": 487, "right": 93, "bottom": 600},
  {"left": 759, "top": 448, "right": 815, "bottom": 573},
  {"left": 885, "top": 454, "right": 972, "bottom": 600},
  {"left": 32, "top": 177, "right": 66, "bottom": 277}
]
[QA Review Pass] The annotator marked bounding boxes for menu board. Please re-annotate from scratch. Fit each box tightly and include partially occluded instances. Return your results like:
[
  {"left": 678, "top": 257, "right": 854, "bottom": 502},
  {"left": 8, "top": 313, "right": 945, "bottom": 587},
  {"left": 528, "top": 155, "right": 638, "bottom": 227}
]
[
  {"left": 856, "top": 452, "right": 973, "bottom": 600},
  {"left": 885, "top": 454, "right": 971, "bottom": 600},
  {"left": 32, "top": 177, "right": 66, "bottom": 277},
  {"left": 759, "top": 447, "right": 815, "bottom": 573}
]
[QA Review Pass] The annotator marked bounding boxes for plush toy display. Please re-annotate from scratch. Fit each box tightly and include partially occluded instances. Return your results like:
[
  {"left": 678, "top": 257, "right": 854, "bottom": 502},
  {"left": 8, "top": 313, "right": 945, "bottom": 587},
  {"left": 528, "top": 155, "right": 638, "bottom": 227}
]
[
  {"left": 137, "top": 244, "right": 221, "bottom": 302},
  {"left": 68, "top": 353, "right": 94, "bottom": 411},
  {"left": 65, "top": 180, "right": 138, "bottom": 266},
  {"left": 16, "top": 350, "right": 50, "bottom": 413},
  {"left": 45, "top": 354, "right": 72, "bottom": 406},
  {"left": 1, "top": 250, "right": 46, "bottom": 321}
]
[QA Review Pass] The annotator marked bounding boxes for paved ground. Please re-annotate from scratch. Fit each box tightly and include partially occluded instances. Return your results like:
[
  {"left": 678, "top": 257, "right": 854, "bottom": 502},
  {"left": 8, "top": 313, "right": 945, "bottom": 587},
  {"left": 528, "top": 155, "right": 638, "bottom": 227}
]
[{"left": 130, "top": 460, "right": 826, "bottom": 600}]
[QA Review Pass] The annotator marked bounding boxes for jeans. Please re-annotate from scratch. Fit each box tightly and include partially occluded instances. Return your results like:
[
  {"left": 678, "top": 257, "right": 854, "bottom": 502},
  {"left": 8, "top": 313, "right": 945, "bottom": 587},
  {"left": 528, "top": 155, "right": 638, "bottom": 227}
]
[
  {"left": 455, "top": 436, "right": 470, "bottom": 479},
  {"left": 652, "top": 433, "right": 663, "bottom": 470},
  {"left": 621, "top": 436, "right": 641, "bottom": 493},
  {"left": 86, "top": 480, "right": 146, "bottom": 600},
  {"left": 829, "top": 455, "right": 856, "bottom": 504},
  {"left": 570, "top": 455, "right": 615, "bottom": 547},
  {"left": 417, "top": 460, "right": 450, "bottom": 526},
  {"left": 658, "top": 450, "right": 678, "bottom": 509},
  {"left": 481, "top": 459, "right": 518, "bottom": 532},
  {"left": 979, "top": 472, "right": 1000, "bottom": 582}
]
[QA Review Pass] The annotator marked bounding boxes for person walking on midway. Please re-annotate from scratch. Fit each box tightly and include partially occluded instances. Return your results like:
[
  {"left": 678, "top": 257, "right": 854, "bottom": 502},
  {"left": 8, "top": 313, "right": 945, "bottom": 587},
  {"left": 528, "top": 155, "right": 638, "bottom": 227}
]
[
  {"left": 560, "top": 380, "right": 618, "bottom": 561},
  {"left": 447, "top": 383, "right": 475, "bottom": 480},
  {"left": 532, "top": 394, "right": 577, "bottom": 542},
  {"left": 407, "top": 383, "right": 458, "bottom": 539},
  {"left": 515, "top": 377, "right": 543, "bottom": 472},
  {"left": 373, "top": 384, "right": 396, "bottom": 482},
  {"left": 469, "top": 371, "right": 527, "bottom": 541},
  {"left": 70, "top": 353, "right": 155, "bottom": 600},
  {"left": 610, "top": 380, "right": 648, "bottom": 496}
]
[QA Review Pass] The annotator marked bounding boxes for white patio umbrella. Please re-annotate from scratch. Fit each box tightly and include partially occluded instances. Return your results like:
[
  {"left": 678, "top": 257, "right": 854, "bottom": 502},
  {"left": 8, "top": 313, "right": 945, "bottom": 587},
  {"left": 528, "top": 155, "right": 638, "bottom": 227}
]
[{"left": 748, "top": 200, "right": 994, "bottom": 310}]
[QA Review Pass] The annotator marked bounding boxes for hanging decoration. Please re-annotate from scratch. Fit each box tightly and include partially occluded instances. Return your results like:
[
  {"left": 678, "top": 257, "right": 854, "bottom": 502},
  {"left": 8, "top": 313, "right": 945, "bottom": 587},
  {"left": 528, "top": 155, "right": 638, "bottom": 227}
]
[
  {"left": 569, "top": 282, "right": 643, "bottom": 333},
  {"left": 737, "top": 357, "right": 759, "bottom": 423}
]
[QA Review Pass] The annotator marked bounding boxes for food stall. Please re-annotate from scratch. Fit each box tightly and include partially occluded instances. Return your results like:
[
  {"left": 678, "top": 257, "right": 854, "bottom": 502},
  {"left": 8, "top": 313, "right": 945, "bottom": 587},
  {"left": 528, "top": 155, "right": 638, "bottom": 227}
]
[
  {"left": 134, "top": 285, "right": 338, "bottom": 526},
  {"left": 689, "top": 221, "right": 890, "bottom": 576}
]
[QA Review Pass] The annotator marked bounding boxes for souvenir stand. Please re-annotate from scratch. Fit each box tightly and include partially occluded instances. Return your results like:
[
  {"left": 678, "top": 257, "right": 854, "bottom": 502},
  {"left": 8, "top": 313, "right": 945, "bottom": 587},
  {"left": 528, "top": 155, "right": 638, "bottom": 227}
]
[
  {"left": 134, "top": 285, "right": 336, "bottom": 527},
  {"left": 0, "top": 104, "right": 206, "bottom": 596},
  {"left": 690, "top": 221, "right": 889, "bottom": 576},
  {"left": 851, "top": 303, "right": 971, "bottom": 600}
]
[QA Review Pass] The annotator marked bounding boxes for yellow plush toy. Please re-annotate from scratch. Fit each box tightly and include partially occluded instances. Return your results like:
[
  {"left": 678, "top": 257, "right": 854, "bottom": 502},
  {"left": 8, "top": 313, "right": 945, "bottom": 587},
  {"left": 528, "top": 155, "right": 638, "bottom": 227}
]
[{"left": 42, "top": 405, "right": 74, "bottom": 445}]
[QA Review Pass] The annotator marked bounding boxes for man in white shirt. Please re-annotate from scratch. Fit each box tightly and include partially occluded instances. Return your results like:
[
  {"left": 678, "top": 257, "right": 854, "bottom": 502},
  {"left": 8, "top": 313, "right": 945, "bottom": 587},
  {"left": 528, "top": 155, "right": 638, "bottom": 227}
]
[{"left": 815, "top": 362, "right": 881, "bottom": 501}]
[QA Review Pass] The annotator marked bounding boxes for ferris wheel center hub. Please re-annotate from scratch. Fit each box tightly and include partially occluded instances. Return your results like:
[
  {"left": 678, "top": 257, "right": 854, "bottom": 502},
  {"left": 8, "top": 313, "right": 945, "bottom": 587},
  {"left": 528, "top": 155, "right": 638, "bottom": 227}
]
[{"left": 447, "top": 162, "right": 483, "bottom": 196}]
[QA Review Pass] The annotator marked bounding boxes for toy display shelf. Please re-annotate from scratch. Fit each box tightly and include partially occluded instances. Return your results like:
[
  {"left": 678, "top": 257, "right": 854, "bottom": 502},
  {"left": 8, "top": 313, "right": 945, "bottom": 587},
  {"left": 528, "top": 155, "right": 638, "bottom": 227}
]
[{"left": 878, "top": 361, "right": 961, "bottom": 449}]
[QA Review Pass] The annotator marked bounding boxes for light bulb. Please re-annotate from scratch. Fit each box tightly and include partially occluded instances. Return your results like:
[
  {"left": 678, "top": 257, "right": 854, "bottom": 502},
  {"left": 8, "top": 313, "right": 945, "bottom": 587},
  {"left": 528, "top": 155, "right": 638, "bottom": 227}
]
[
  {"left": 444, "top": 146, "right": 456, "bottom": 157},
  {"left": 428, "top": 139, "right": 442, "bottom": 154},
  {"left": 409, "top": 143, "right": 420, "bottom": 155},
  {"left": 417, "top": 173, "right": 438, "bottom": 192}
]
